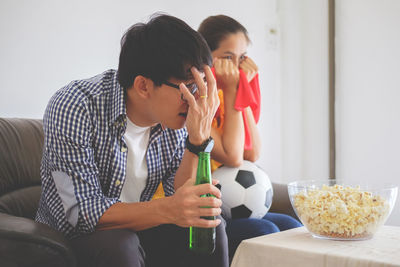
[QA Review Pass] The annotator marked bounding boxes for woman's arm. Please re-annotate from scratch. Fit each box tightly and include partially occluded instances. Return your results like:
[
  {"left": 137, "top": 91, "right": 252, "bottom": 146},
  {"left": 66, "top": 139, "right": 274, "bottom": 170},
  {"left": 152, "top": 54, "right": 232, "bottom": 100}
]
[
  {"left": 211, "top": 92, "right": 245, "bottom": 167},
  {"left": 210, "top": 58, "right": 244, "bottom": 167},
  {"left": 240, "top": 57, "right": 261, "bottom": 162},
  {"left": 243, "top": 107, "right": 261, "bottom": 162}
]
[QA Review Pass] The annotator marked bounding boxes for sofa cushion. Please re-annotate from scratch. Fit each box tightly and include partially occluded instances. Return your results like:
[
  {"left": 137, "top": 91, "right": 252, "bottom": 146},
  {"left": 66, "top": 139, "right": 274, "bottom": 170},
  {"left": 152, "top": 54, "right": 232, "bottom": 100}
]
[
  {"left": 0, "top": 118, "right": 43, "bottom": 196},
  {"left": 0, "top": 213, "right": 76, "bottom": 267},
  {"left": 0, "top": 186, "right": 41, "bottom": 219}
]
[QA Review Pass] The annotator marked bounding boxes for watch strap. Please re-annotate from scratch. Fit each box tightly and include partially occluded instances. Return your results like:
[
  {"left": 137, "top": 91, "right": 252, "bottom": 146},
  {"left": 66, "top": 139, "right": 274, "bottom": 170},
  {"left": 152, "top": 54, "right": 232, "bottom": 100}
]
[{"left": 185, "top": 136, "right": 214, "bottom": 155}]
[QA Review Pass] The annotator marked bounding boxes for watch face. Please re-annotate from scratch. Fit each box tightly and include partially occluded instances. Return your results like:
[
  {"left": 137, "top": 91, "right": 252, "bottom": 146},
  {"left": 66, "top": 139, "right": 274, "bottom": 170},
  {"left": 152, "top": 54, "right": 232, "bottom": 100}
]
[{"left": 204, "top": 138, "right": 214, "bottom": 153}]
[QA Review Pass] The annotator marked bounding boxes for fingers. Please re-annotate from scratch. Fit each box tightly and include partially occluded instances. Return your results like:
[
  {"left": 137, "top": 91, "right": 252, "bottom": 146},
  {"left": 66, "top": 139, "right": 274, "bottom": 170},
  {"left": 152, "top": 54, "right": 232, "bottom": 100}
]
[
  {"left": 247, "top": 57, "right": 258, "bottom": 70},
  {"left": 196, "top": 207, "right": 222, "bottom": 217},
  {"left": 171, "top": 179, "right": 223, "bottom": 228},
  {"left": 240, "top": 58, "right": 251, "bottom": 70},
  {"left": 214, "top": 58, "right": 237, "bottom": 73},
  {"left": 214, "top": 58, "right": 223, "bottom": 71},
  {"left": 212, "top": 179, "right": 220, "bottom": 185},
  {"left": 193, "top": 183, "right": 222, "bottom": 199},
  {"left": 181, "top": 178, "right": 220, "bottom": 198},
  {"left": 197, "top": 194, "right": 222, "bottom": 207},
  {"left": 190, "top": 206, "right": 222, "bottom": 228},
  {"left": 192, "top": 217, "right": 222, "bottom": 228},
  {"left": 240, "top": 57, "right": 258, "bottom": 73},
  {"left": 183, "top": 65, "right": 216, "bottom": 104},
  {"left": 179, "top": 83, "right": 196, "bottom": 106},
  {"left": 213, "top": 58, "right": 240, "bottom": 92},
  {"left": 224, "top": 59, "right": 238, "bottom": 73},
  {"left": 191, "top": 66, "right": 208, "bottom": 98},
  {"left": 203, "top": 65, "right": 217, "bottom": 99},
  {"left": 240, "top": 57, "right": 258, "bottom": 82},
  {"left": 243, "top": 56, "right": 257, "bottom": 68}
]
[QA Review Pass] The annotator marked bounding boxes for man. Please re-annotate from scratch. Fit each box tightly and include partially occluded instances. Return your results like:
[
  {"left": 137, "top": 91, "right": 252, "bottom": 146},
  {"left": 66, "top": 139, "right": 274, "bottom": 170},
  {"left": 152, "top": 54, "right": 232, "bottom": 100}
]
[{"left": 36, "top": 14, "right": 229, "bottom": 267}]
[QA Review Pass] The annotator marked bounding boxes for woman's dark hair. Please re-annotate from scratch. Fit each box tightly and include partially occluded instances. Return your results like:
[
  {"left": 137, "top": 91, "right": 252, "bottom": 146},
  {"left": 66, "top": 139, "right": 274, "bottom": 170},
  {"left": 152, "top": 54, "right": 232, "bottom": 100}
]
[
  {"left": 198, "top": 15, "right": 250, "bottom": 52},
  {"left": 118, "top": 13, "right": 212, "bottom": 90}
]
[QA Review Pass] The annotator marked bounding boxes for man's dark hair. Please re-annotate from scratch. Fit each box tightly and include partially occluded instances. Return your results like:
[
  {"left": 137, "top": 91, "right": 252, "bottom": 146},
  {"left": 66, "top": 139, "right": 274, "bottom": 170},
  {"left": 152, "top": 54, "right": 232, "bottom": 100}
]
[
  {"left": 198, "top": 15, "right": 250, "bottom": 52},
  {"left": 118, "top": 13, "right": 212, "bottom": 90}
]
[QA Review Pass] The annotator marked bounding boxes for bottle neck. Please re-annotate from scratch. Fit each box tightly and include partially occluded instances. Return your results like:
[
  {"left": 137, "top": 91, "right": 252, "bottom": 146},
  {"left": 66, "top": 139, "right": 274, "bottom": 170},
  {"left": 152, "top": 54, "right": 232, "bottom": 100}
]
[
  {"left": 196, "top": 152, "right": 211, "bottom": 185},
  {"left": 198, "top": 152, "right": 210, "bottom": 161}
]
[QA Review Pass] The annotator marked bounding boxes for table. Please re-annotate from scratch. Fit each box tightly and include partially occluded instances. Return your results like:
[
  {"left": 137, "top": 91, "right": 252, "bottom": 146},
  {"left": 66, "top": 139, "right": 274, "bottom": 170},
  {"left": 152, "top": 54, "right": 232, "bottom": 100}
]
[{"left": 231, "top": 226, "right": 400, "bottom": 267}]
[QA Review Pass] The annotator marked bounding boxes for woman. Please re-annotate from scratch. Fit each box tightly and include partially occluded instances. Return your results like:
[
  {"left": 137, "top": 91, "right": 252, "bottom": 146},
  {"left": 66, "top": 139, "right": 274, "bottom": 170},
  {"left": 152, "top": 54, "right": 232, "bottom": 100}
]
[{"left": 198, "top": 15, "right": 302, "bottom": 261}]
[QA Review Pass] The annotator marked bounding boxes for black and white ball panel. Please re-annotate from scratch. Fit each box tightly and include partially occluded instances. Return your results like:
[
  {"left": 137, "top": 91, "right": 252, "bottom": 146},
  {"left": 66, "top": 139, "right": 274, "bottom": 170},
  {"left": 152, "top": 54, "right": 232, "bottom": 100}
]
[{"left": 213, "top": 161, "right": 273, "bottom": 219}]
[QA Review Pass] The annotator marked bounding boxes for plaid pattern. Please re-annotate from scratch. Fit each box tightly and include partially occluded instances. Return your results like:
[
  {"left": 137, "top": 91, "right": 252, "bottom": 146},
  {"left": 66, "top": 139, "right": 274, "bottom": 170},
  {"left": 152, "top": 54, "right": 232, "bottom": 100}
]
[{"left": 35, "top": 70, "right": 187, "bottom": 238}]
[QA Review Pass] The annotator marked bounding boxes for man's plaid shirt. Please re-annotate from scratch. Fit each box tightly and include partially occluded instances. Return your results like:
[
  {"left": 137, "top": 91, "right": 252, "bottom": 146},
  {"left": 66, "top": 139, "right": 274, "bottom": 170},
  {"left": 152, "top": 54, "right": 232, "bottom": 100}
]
[{"left": 35, "top": 70, "right": 187, "bottom": 238}]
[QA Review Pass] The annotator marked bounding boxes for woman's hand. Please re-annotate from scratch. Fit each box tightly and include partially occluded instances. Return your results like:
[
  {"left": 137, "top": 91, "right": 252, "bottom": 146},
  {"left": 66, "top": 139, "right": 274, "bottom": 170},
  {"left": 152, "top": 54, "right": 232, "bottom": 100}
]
[
  {"left": 214, "top": 58, "right": 240, "bottom": 94},
  {"left": 180, "top": 65, "right": 219, "bottom": 145},
  {"left": 239, "top": 56, "right": 258, "bottom": 82}
]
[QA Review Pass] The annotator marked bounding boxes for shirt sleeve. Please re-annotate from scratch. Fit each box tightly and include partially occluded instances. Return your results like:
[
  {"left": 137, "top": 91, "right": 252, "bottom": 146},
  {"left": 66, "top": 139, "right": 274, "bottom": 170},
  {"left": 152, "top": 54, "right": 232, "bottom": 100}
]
[{"left": 42, "top": 87, "right": 118, "bottom": 235}]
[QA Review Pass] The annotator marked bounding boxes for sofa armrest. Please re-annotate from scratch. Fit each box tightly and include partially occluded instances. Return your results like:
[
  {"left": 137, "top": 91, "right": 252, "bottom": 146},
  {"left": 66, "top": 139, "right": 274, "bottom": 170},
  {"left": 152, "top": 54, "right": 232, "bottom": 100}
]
[
  {"left": 0, "top": 213, "right": 76, "bottom": 267},
  {"left": 269, "top": 183, "right": 299, "bottom": 221}
]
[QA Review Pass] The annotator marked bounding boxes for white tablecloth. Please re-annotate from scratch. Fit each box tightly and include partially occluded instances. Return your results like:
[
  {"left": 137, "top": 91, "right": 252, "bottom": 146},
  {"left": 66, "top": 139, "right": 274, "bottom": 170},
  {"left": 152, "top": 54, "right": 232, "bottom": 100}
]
[{"left": 231, "top": 226, "right": 400, "bottom": 267}]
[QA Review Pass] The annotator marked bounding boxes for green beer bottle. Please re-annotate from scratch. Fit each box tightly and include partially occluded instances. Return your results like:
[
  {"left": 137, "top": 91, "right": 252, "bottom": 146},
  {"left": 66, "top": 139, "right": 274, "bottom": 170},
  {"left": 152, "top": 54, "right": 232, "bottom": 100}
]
[{"left": 189, "top": 151, "right": 216, "bottom": 254}]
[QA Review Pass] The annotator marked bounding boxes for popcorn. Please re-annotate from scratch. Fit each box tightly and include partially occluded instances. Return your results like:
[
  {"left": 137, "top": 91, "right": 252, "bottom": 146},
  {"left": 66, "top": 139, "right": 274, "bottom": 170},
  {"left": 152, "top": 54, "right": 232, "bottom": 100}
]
[{"left": 293, "top": 184, "right": 390, "bottom": 239}]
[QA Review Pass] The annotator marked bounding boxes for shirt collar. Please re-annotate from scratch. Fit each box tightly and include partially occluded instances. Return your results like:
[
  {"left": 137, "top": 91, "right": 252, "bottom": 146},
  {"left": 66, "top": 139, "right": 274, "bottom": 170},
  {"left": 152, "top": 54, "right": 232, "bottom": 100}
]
[{"left": 109, "top": 71, "right": 127, "bottom": 127}]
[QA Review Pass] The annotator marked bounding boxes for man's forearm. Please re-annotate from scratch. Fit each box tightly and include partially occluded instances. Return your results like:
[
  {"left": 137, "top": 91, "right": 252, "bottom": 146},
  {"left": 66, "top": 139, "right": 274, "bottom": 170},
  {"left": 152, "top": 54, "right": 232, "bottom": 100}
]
[
  {"left": 174, "top": 149, "right": 198, "bottom": 190},
  {"left": 97, "top": 177, "right": 222, "bottom": 231},
  {"left": 97, "top": 198, "right": 171, "bottom": 231}
]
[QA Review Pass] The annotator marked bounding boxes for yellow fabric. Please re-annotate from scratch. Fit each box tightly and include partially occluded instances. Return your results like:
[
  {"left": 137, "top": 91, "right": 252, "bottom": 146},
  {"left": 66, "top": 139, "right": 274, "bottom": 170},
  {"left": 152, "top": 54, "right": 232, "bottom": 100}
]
[
  {"left": 152, "top": 182, "right": 165, "bottom": 200},
  {"left": 211, "top": 90, "right": 225, "bottom": 172},
  {"left": 211, "top": 159, "right": 223, "bottom": 172}
]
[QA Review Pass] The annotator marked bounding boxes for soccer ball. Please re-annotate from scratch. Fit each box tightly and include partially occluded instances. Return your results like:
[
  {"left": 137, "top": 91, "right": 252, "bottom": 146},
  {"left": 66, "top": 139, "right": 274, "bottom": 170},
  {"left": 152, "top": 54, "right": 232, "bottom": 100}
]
[{"left": 213, "top": 161, "right": 273, "bottom": 219}]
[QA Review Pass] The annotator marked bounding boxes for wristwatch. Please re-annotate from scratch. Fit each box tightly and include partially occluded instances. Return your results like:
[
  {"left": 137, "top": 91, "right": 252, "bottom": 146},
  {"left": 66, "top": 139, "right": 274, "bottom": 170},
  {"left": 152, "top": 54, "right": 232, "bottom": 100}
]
[{"left": 185, "top": 136, "right": 214, "bottom": 155}]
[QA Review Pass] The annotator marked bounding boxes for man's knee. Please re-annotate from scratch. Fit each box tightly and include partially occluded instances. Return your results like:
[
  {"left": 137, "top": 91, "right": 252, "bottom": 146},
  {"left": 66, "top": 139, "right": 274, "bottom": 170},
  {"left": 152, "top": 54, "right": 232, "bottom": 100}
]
[
  {"left": 216, "top": 216, "right": 228, "bottom": 243},
  {"left": 214, "top": 216, "right": 229, "bottom": 266},
  {"left": 72, "top": 229, "right": 145, "bottom": 267},
  {"left": 106, "top": 229, "right": 142, "bottom": 253}
]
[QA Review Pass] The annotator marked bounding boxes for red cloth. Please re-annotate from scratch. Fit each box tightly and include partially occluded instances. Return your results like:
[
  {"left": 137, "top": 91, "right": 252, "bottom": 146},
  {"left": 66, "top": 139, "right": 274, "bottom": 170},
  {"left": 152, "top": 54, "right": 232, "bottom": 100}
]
[{"left": 211, "top": 68, "right": 261, "bottom": 150}]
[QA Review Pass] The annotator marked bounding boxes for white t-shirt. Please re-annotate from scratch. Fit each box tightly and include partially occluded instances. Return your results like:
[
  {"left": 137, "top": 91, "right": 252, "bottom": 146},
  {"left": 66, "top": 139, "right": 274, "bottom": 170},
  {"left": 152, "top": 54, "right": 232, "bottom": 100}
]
[{"left": 119, "top": 117, "right": 151, "bottom": 203}]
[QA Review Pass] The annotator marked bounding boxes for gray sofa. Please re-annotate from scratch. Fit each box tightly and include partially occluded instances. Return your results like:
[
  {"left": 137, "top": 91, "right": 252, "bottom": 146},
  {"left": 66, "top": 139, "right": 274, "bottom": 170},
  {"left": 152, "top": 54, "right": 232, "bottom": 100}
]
[
  {"left": 0, "top": 118, "right": 76, "bottom": 267},
  {"left": 0, "top": 117, "right": 297, "bottom": 267}
]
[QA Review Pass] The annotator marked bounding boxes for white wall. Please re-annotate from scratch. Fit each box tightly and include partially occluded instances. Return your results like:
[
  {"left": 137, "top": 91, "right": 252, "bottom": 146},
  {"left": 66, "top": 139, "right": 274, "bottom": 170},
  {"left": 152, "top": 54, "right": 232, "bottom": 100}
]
[
  {"left": 336, "top": 0, "right": 400, "bottom": 225},
  {"left": 278, "top": 0, "right": 330, "bottom": 183},
  {"left": 0, "top": 0, "right": 275, "bottom": 118},
  {"left": 0, "top": 0, "right": 283, "bottom": 178}
]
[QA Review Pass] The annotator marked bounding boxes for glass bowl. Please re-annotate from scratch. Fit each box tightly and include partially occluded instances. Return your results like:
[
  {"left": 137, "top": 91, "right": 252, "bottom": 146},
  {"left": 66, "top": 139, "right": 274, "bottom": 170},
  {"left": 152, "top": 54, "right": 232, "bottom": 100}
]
[{"left": 287, "top": 179, "right": 398, "bottom": 240}]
